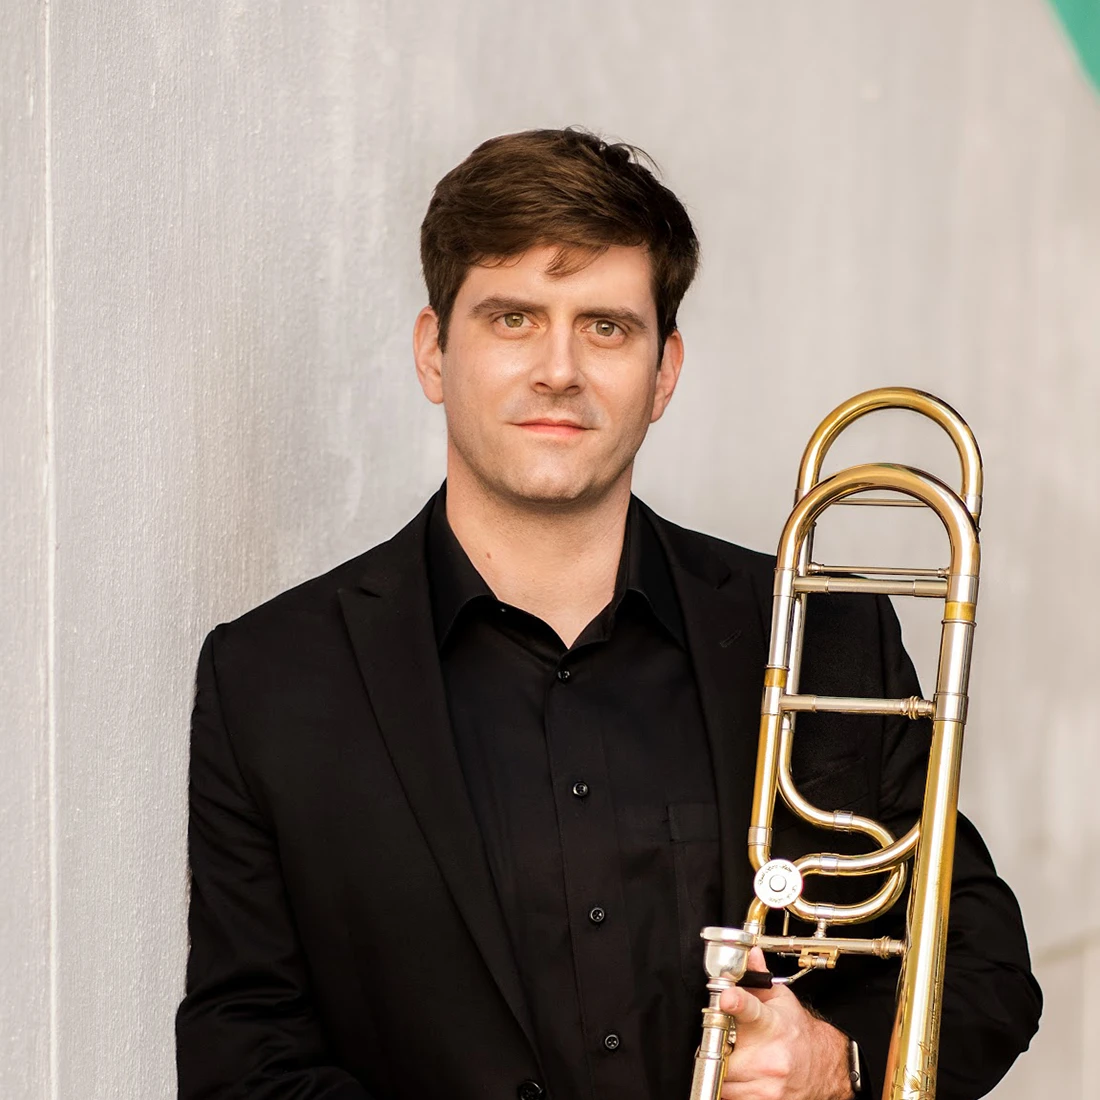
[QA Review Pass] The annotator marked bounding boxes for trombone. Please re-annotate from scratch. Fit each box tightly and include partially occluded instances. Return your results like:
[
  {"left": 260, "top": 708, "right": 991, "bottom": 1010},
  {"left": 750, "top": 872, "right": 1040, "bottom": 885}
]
[{"left": 688, "top": 388, "right": 982, "bottom": 1100}]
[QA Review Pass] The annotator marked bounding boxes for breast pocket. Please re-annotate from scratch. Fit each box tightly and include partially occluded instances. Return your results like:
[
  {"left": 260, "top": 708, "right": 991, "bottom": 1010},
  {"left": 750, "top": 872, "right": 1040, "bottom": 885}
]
[{"left": 669, "top": 802, "right": 722, "bottom": 992}]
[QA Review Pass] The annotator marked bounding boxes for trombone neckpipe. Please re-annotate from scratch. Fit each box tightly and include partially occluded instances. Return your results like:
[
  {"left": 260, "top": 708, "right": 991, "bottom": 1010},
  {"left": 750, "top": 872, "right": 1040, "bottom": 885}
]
[
  {"left": 794, "top": 575, "right": 949, "bottom": 597},
  {"left": 780, "top": 694, "right": 935, "bottom": 719}
]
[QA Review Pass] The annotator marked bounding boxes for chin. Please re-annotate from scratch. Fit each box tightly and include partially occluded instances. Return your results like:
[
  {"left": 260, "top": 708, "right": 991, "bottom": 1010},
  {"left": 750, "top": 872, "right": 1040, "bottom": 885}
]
[
  {"left": 507, "top": 482, "right": 591, "bottom": 509},
  {"left": 496, "top": 468, "right": 601, "bottom": 509},
  {"left": 455, "top": 438, "right": 624, "bottom": 510}
]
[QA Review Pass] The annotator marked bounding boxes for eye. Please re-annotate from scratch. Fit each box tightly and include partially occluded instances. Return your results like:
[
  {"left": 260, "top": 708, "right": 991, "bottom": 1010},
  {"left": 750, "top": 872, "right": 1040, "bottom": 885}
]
[
  {"left": 592, "top": 320, "right": 621, "bottom": 338},
  {"left": 501, "top": 313, "right": 526, "bottom": 329}
]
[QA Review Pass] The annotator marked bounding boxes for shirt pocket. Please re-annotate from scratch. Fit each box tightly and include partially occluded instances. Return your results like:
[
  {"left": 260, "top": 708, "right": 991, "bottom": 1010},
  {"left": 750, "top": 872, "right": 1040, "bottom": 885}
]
[{"left": 669, "top": 801, "right": 722, "bottom": 992}]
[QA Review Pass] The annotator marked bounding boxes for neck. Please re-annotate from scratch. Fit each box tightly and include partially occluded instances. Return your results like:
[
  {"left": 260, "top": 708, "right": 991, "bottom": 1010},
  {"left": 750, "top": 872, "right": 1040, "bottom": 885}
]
[{"left": 445, "top": 468, "right": 633, "bottom": 648}]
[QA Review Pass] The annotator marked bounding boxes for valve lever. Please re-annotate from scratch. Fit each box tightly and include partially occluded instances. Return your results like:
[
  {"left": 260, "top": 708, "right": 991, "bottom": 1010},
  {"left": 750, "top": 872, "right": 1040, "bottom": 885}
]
[{"left": 735, "top": 969, "right": 774, "bottom": 989}]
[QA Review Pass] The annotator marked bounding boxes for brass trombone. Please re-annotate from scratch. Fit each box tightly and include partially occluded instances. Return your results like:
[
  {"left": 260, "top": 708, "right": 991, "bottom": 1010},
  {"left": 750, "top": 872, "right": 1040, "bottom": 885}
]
[{"left": 688, "top": 388, "right": 983, "bottom": 1100}]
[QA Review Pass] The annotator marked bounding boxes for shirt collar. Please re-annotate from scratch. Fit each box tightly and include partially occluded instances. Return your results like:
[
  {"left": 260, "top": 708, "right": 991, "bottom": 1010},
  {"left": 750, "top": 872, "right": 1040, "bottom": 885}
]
[
  {"left": 427, "top": 487, "right": 686, "bottom": 650},
  {"left": 428, "top": 488, "right": 495, "bottom": 648}
]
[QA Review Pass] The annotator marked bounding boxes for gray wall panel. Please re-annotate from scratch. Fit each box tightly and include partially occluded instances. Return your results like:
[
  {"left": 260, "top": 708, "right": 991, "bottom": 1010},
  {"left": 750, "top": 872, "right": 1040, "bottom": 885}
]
[
  {"left": 0, "top": 3, "right": 51, "bottom": 1098},
  {"left": 6, "top": 0, "right": 1097, "bottom": 1094}
]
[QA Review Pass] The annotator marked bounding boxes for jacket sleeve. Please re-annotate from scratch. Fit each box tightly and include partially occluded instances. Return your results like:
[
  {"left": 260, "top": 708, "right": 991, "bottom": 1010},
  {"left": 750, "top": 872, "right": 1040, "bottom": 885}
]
[
  {"left": 176, "top": 628, "right": 375, "bottom": 1100},
  {"left": 814, "top": 596, "right": 1042, "bottom": 1100}
]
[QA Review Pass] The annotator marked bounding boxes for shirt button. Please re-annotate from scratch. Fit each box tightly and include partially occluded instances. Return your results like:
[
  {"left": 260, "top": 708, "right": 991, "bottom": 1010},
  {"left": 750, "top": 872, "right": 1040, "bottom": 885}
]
[
  {"left": 588, "top": 905, "right": 606, "bottom": 924},
  {"left": 517, "top": 1080, "right": 544, "bottom": 1100},
  {"left": 603, "top": 1032, "right": 621, "bottom": 1051},
  {"left": 556, "top": 668, "right": 571, "bottom": 682},
  {"left": 572, "top": 781, "right": 590, "bottom": 798}
]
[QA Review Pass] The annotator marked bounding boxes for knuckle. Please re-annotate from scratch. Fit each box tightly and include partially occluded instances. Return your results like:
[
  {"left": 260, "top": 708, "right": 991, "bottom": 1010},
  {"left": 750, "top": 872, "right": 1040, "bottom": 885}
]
[
  {"left": 773, "top": 1048, "right": 794, "bottom": 1077},
  {"left": 757, "top": 1057, "right": 780, "bottom": 1080},
  {"left": 750, "top": 1046, "right": 791, "bottom": 1083}
]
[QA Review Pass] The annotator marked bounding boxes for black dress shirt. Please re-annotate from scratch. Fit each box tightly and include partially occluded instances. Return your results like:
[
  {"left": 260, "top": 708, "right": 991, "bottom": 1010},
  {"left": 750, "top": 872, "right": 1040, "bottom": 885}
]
[{"left": 428, "top": 495, "right": 721, "bottom": 1100}]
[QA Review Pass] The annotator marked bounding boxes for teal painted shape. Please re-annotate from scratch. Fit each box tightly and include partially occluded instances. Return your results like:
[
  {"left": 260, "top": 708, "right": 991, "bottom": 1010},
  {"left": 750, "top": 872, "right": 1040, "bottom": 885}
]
[{"left": 1049, "top": 0, "right": 1100, "bottom": 90}]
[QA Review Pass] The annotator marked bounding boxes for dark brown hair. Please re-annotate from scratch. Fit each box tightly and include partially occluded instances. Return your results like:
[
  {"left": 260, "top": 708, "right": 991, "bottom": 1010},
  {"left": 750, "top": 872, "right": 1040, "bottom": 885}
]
[{"left": 420, "top": 128, "right": 700, "bottom": 350}]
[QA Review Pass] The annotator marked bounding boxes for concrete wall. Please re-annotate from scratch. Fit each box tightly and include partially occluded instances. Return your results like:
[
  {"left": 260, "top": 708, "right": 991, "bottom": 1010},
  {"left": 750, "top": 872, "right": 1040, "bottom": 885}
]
[
  {"left": 4, "top": 1, "right": 1098, "bottom": 1096},
  {"left": 1, "top": 4, "right": 51, "bottom": 1097}
]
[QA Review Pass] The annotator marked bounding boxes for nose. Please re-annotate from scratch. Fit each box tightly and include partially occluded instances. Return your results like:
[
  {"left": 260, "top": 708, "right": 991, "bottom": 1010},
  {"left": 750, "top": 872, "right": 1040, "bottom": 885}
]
[{"left": 528, "top": 326, "right": 584, "bottom": 395}]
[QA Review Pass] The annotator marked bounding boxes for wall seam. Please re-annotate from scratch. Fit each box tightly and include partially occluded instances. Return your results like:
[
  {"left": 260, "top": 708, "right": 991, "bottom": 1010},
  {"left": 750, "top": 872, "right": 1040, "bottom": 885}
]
[{"left": 43, "top": 0, "right": 58, "bottom": 1097}]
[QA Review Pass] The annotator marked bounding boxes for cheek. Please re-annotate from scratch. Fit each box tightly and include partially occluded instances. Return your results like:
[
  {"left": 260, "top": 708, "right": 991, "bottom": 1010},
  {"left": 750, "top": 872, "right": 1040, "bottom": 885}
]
[
  {"left": 441, "top": 349, "right": 518, "bottom": 436},
  {"left": 442, "top": 374, "right": 489, "bottom": 447},
  {"left": 600, "top": 369, "right": 659, "bottom": 432}
]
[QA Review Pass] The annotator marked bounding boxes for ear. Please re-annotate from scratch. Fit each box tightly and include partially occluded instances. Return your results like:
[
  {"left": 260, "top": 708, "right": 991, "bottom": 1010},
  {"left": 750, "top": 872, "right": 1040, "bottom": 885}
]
[
  {"left": 649, "top": 329, "right": 684, "bottom": 423},
  {"left": 413, "top": 306, "right": 444, "bottom": 405}
]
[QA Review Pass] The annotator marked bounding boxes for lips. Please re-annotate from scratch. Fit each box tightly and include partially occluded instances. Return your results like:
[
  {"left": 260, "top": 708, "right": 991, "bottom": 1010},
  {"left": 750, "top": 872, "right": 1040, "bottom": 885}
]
[{"left": 516, "top": 419, "right": 587, "bottom": 436}]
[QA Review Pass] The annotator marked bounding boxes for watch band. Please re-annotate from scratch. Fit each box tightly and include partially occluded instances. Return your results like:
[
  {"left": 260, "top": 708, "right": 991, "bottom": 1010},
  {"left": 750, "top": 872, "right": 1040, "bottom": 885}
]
[{"left": 847, "top": 1038, "right": 863, "bottom": 1094}]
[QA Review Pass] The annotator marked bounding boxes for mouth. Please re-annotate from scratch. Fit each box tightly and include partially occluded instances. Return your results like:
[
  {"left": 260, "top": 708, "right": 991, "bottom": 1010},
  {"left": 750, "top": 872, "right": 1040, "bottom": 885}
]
[{"left": 515, "top": 419, "right": 588, "bottom": 437}]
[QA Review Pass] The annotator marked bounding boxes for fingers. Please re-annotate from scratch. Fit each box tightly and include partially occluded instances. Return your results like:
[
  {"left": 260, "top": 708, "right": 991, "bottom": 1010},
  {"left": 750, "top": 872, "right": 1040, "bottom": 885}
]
[{"left": 720, "top": 1081, "right": 764, "bottom": 1099}]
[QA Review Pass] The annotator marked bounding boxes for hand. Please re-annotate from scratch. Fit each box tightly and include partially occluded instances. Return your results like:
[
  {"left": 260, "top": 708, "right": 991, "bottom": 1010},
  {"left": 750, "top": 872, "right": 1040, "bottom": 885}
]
[{"left": 718, "top": 949, "right": 853, "bottom": 1100}]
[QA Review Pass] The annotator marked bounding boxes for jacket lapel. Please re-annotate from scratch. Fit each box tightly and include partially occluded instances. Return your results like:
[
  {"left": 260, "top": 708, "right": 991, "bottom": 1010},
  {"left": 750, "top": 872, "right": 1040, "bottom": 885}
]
[
  {"left": 336, "top": 498, "right": 536, "bottom": 1050},
  {"left": 646, "top": 507, "right": 770, "bottom": 924}
]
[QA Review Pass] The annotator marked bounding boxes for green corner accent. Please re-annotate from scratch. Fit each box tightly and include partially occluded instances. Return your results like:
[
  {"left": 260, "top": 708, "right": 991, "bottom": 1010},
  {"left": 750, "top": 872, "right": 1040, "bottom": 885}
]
[{"left": 1049, "top": 0, "right": 1100, "bottom": 90}]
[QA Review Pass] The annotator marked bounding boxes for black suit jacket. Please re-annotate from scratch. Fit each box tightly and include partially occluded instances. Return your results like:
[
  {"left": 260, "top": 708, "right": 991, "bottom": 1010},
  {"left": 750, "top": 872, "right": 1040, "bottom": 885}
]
[{"left": 177, "top": 495, "right": 1040, "bottom": 1100}]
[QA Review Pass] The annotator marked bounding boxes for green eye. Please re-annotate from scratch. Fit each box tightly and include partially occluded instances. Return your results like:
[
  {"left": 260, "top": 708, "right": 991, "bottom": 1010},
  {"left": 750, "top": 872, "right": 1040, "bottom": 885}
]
[
  {"left": 502, "top": 313, "right": 525, "bottom": 328},
  {"left": 594, "top": 320, "right": 618, "bottom": 337}
]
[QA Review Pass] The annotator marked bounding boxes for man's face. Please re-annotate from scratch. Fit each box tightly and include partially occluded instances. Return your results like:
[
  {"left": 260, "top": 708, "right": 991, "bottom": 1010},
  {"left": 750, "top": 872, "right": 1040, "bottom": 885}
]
[{"left": 414, "top": 243, "right": 683, "bottom": 510}]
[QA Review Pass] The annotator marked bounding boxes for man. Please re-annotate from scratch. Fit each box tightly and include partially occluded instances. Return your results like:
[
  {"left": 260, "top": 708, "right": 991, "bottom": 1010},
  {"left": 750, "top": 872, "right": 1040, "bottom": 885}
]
[{"left": 177, "top": 129, "right": 1040, "bottom": 1100}]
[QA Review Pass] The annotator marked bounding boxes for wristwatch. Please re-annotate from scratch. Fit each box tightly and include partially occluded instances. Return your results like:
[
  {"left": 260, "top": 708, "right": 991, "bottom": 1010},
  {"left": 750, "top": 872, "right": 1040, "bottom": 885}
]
[{"left": 847, "top": 1038, "right": 863, "bottom": 1094}]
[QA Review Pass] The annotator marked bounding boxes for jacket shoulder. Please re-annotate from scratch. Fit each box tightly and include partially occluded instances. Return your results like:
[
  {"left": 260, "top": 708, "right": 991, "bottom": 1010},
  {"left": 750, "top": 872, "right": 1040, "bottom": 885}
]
[
  {"left": 647, "top": 506, "right": 893, "bottom": 667},
  {"left": 678, "top": 524, "right": 776, "bottom": 579},
  {"left": 205, "top": 497, "right": 432, "bottom": 666},
  {"left": 643, "top": 504, "right": 776, "bottom": 590}
]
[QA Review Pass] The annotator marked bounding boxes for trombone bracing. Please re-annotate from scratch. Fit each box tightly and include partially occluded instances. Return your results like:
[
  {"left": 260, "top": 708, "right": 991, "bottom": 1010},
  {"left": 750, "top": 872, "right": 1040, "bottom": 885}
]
[{"left": 688, "top": 388, "right": 982, "bottom": 1100}]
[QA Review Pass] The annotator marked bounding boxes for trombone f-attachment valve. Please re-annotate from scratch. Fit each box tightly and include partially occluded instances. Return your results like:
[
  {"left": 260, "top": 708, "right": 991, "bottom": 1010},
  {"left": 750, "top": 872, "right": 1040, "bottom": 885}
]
[{"left": 754, "top": 860, "right": 803, "bottom": 909}]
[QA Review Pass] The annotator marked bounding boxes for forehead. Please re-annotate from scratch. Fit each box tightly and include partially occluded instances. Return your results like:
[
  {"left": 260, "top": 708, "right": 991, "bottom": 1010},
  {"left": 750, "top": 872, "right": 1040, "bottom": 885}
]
[{"left": 456, "top": 243, "right": 656, "bottom": 314}]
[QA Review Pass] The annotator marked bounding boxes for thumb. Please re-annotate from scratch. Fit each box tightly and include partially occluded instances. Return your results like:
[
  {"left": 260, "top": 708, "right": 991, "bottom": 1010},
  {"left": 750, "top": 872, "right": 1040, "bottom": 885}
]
[
  {"left": 717, "top": 947, "right": 776, "bottom": 1026},
  {"left": 719, "top": 982, "right": 772, "bottom": 1028}
]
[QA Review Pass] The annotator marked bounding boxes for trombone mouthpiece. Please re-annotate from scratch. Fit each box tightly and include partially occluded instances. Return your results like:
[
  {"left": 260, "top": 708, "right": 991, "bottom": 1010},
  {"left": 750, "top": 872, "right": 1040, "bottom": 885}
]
[{"left": 699, "top": 927, "right": 756, "bottom": 986}]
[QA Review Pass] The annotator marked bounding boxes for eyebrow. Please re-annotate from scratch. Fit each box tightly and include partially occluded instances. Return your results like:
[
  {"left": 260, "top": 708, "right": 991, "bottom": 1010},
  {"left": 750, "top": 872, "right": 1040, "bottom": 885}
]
[{"left": 468, "top": 295, "right": 650, "bottom": 332}]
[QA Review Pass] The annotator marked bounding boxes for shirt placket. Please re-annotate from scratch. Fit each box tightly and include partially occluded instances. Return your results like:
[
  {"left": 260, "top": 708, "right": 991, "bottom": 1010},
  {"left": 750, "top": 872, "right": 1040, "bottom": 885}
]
[{"left": 543, "top": 646, "right": 647, "bottom": 1099}]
